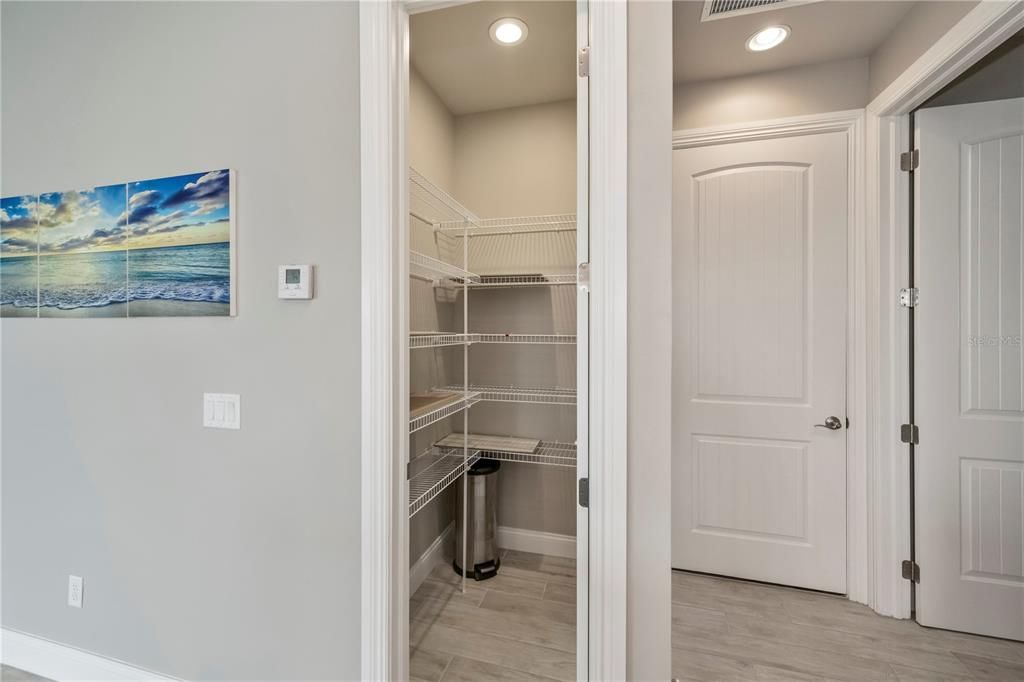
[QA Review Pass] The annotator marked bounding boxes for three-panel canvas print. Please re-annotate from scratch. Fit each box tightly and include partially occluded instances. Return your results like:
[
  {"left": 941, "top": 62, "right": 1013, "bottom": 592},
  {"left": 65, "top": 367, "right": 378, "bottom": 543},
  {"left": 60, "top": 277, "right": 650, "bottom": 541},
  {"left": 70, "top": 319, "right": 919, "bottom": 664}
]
[{"left": 0, "top": 169, "right": 235, "bottom": 317}]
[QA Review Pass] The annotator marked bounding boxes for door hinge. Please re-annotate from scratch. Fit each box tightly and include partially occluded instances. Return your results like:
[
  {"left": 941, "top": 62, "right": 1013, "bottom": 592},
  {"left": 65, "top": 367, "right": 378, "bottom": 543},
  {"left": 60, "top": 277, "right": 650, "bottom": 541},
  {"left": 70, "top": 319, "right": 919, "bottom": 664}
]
[
  {"left": 578, "top": 46, "right": 590, "bottom": 78},
  {"left": 899, "top": 287, "right": 919, "bottom": 308},
  {"left": 577, "top": 262, "right": 591, "bottom": 293},
  {"left": 902, "top": 559, "right": 920, "bottom": 583},
  {"left": 900, "top": 149, "right": 920, "bottom": 171},
  {"left": 578, "top": 477, "right": 589, "bottom": 508},
  {"left": 901, "top": 423, "right": 919, "bottom": 445}
]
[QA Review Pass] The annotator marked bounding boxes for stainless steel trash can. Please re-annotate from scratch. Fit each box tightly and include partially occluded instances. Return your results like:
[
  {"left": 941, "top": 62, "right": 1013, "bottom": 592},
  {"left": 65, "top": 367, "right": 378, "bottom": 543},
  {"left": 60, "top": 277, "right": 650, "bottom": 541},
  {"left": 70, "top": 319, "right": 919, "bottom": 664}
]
[{"left": 453, "top": 458, "right": 500, "bottom": 581}]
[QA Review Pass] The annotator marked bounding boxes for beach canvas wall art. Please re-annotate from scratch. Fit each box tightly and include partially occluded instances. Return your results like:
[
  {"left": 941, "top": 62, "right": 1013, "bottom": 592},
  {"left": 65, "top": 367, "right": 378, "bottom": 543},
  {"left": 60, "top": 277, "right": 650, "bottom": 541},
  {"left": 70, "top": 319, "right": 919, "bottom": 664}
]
[
  {"left": 0, "top": 169, "right": 235, "bottom": 318},
  {"left": 1, "top": 195, "right": 39, "bottom": 317},
  {"left": 38, "top": 185, "right": 128, "bottom": 317},
  {"left": 125, "top": 170, "right": 233, "bottom": 316}
]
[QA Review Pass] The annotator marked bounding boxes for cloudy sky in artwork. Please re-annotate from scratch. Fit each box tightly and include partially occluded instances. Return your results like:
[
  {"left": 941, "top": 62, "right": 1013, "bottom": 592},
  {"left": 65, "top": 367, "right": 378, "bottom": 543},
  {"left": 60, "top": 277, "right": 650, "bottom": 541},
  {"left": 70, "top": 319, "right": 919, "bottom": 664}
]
[
  {"left": 0, "top": 170, "right": 231, "bottom": 257},
  {"left": 0, "top": 195, "right": 38, "bottom": 257}
]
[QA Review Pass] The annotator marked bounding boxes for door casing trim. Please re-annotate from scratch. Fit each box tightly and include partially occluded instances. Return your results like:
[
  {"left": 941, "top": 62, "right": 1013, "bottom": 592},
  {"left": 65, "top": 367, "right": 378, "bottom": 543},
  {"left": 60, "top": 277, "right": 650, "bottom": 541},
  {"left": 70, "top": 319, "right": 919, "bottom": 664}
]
[
  {"left": 865, "top": 0, "right": 1024, "bottom": 620},
  {"left": 358, "top": 1, "right": 629, "bottom": 679},
  {"left": 673, "top": 108, "right": 867, "bottom": 603}
]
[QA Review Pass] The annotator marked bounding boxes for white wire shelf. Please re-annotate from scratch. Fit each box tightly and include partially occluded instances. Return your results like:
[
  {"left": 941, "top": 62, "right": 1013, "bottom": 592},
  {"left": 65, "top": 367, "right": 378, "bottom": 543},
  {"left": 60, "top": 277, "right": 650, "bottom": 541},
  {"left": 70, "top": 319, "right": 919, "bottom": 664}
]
[
  {"left": 475, "top": 333, "right": 576, "bottom": 345},
  {"left": 409, "top": 333, "right": 575, "bottom": 349},
  {"left": 443, "top": 385, "right": 576, "bottom": 406},
  {"left": 410, "top": 391, "right": 481, "bottom": 433},
  {"left": 468, "top": 273, "right": 577, "bottom": 288},
  {"left": 409, "top": 448, "right": 482, "bottom": 518},
  {"left": 437, "top": 214, "right": 577, "bottom": 236},
  {"left": 435, "top": 437, "right": 576, "bottom": 468},
  {"left": 409, "top": 168, "right": 480, "bottom": 228},
  {"left": 410, "top": 251, "right": 479, "bottom": 285},
  {"left": 410, "top": 333, "right": 477, "bottom": 349}
]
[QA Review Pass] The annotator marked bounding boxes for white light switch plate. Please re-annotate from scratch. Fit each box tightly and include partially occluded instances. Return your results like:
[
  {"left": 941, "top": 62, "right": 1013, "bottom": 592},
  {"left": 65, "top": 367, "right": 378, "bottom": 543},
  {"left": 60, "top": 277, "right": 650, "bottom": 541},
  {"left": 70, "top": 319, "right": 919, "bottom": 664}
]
[
  {"left": 204, "top": 393, "right": 241, "bottom": 429},
  {"left": 68, "top": 575, "right": 83, "bottom": 608}
]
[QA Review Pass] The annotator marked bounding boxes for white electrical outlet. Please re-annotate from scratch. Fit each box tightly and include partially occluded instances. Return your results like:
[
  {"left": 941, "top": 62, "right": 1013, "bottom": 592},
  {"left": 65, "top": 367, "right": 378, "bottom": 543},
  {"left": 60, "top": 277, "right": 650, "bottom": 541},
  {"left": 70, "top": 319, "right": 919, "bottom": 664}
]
[{"left": 68, "top": 575, "right": 83, "bottom": 608}]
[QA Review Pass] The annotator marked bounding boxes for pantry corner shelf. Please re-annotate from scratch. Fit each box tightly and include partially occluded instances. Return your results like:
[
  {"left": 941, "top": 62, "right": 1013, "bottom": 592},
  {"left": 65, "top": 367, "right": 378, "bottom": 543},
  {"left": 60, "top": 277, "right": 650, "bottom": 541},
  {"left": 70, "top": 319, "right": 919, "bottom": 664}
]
[
  {"left": 409, "top": 448, "right": 482, "bottom": 518},
  {"left": 410, "top": 333, "right": 477, "bottom": 350},
  {"left": 410, "top": 251, "right": 479, "bottom": 285},
  {"left": 409, "top": 168, "right": 480, "bottom": 228},
  {"left": 409, "top": 391, "right": 481, "bottom": 433}
]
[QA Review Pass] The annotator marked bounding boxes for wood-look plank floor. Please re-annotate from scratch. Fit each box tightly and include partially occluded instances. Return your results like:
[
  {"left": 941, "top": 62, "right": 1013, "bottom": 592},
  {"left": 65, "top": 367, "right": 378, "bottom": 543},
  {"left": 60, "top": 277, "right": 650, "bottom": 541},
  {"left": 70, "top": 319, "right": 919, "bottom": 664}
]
[
  {"left": 1, "top": 665, "right": 50, "bottom": 682},
  {"left": 410, "top": 549, "right": 578, "bottom": 682},
  {"left": 672, "top": 570, "right": 1024, "bottom": 682}
]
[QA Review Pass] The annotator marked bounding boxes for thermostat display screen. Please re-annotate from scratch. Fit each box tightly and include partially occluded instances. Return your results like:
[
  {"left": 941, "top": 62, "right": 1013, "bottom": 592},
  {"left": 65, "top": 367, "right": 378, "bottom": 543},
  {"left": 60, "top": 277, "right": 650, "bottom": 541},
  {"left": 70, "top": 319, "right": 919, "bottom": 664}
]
[{"left": 285, "top": 268, "right": 301, "bottom": 284}]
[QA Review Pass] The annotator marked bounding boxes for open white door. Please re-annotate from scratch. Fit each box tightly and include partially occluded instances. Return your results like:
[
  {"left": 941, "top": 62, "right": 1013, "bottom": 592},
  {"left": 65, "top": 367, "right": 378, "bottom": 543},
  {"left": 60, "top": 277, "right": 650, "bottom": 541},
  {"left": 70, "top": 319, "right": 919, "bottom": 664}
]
[
  {"left": 575, "top": 1, "right": 589, "bottom": 678},
  {"left": 916, "top": 97, "right": 1024, "bottom": 641},
  {"left": 672, "top": 130, "right": 849, "bottom": 593}
]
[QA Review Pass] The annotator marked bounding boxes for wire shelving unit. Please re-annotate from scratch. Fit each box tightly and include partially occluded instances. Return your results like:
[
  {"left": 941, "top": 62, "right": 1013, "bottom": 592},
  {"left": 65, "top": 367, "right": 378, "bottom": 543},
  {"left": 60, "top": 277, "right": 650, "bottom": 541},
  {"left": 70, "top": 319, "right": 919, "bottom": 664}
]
[
  {"left": 410, "top": 333, "right": 478, "bottom": 350},
  {"left": 469, "top": 273, "right": 577, "bottom": 288},
  {"left": 437, "top": 214, "right": 577, "bottom": 237},
  {"left": 406, "top": 166, "right": 580, "bottom": 593},
  {"left": 409, "top": 391, "right": 480, "bottom": 434},
  {"left": 444, "top": 385, "right": 576, "bottom": 406},
  {"left": 438, "top": 441, "right": 576, "bottom": 468},
  {"left": 410, "top": 251, "right": 479, "bottom": 285},
  {"left": 476, "top": 333, "right": 576, "bottom": 345},
  {"left": 409, "top": 448, "right": 482, "bottom": 518}
]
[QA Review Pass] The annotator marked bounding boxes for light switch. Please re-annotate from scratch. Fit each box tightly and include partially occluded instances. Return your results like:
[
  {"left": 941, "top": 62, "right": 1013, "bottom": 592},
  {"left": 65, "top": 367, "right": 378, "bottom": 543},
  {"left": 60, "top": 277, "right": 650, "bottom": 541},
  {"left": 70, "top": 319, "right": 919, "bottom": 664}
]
[{"left": 204, "top": 393, "right": 241, "bottom": 429}]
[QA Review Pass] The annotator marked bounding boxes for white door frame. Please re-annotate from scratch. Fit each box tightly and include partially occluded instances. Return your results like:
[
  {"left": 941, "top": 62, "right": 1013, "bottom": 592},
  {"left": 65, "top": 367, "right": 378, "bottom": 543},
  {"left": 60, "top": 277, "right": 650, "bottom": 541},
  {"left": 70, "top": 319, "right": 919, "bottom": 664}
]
[
  {"left": 358, "top": 1, "right": 629, "bottom": 679},
  {"left": 865, "top": 0, "right": 1024, "bottom": 620},
  {"left": 672, "top": 108, "right": 867, "bottom": 601}
]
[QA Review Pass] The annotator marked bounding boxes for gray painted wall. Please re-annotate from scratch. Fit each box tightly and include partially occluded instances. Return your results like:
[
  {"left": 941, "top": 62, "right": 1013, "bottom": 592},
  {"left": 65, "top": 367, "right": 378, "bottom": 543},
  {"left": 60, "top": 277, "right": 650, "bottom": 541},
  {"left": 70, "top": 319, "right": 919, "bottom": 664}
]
[
  {"left": 924, "top": 30, "right": 1024, "bottom": 108},
  {"left": 868, "top": 0, "right": 979, "bottom": 101},
  {"left": 1, "top": 2, "right": 361, "bottom": 679},
  {"left": 673, "top": 57, "right": 869, "bottom": 130}
]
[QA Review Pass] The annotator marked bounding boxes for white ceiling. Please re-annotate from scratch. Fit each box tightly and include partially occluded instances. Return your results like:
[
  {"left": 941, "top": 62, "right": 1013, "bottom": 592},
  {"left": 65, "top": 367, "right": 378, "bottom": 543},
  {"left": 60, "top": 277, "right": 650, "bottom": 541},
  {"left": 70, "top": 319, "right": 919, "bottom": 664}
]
[
  {"left": 410, "top": 1, "right": 576, "bottom": 116},
  {"left": 673, "top": 0, "right": 916, "bottom": 83},
  {"left": 410, "top": 0, "right": 918, "bottom": 116}
]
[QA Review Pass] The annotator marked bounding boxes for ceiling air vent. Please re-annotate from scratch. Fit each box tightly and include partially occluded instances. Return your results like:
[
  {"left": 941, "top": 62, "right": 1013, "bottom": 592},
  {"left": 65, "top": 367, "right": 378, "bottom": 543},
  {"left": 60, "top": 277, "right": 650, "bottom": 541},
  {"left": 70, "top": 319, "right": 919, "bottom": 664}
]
[{"left": 701, "top": 0, "right": 822, "bottom": 22}]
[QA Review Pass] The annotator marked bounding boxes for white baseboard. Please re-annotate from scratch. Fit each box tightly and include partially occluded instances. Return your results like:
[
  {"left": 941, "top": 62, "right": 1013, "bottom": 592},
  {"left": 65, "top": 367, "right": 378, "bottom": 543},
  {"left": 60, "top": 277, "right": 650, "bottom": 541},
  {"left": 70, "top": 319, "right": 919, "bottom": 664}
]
[
  {"left": 1, "top": 628, "right": 178, "bottom": 681},
  {"left": 498, "top": 526, "right": 576, "bottom": 559},
  {"left": 410, "top": 522, "right": 454, "bottom": 595}
]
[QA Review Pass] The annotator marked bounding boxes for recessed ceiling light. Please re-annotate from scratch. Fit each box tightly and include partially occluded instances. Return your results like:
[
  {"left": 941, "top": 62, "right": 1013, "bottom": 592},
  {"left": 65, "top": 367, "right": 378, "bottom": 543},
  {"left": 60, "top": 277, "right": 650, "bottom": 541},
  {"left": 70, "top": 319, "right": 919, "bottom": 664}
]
[
  {"left": 490, "top": 18, "right": 528, "bottom": 46},
  {"left": 746, "top": 25, "right": 790, "bottom": 52}
]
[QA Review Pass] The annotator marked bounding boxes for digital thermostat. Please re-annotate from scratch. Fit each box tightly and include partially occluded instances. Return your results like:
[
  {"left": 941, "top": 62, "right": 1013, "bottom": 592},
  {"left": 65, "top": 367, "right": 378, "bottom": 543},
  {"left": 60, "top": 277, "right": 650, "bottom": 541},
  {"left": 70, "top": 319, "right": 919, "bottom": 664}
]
[{"left": 278, "top": 265, "right": 313, "bottom": 299}]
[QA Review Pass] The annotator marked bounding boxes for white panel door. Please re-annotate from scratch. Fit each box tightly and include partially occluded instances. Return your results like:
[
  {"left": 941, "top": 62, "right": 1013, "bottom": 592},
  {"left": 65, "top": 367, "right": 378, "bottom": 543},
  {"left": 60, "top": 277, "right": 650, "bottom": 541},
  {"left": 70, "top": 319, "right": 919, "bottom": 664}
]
[
  {"left": 672, "top": 131, "right": 848, "bottom": 593},
  {"left": 916, "top": 98, "right": 1024, "bottom": 640}
]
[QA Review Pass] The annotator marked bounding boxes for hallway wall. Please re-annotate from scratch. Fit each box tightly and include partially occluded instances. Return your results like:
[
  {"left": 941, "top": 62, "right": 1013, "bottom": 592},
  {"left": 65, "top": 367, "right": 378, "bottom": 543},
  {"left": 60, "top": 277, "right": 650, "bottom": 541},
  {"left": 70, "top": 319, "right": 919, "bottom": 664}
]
[{"left": 1, "top": 2, "right": 361, "bottom": 678}]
